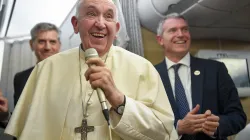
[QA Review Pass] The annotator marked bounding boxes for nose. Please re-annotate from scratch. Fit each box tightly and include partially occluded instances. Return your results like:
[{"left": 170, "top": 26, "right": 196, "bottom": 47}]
[
  {"left": 95, "top": 16, "right": 106, "bottom": 30},
  {"left": 176, "top": 29, "right": 184, "bottom": 37},
  {"left": 44, "top": 41, "right": 51, "bottom": 50}
]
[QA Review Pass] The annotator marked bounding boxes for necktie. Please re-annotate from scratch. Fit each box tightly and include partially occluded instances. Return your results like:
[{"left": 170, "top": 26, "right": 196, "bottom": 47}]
[
  {"left": 173, "top": 64, "right": 195, "bottom": 140},
  {"left": 173, "top": 64, "right": 190, "bottom": 119}
]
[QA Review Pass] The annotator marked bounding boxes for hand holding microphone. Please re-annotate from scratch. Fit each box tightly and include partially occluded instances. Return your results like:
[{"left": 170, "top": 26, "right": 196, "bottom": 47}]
[
  {"left": 84, "top": 48, "right": 125, "bottom": 124},
  {"left": 84, "top": 48, "right": 109, "bottom": 124}
]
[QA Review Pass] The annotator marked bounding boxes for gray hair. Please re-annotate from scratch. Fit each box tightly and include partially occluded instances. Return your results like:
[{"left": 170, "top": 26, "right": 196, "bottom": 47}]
[
  {"left": 157, "top": 13, "right": 188, "bottom": 36},
  {"left": 75, "top": 0, "right": 118, "bottom": 21},
  {"left": 30, "top": 22, "right": 61, "bottom": 42}
]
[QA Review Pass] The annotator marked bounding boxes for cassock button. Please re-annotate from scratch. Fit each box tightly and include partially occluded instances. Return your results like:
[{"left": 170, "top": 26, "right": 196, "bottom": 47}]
[
  {"left": 85, "top": 113, "right": 90, "bottom": 117},
  {"left": 194, "top": 70, "right": 200, "bottom": 76},
  {"left": 87, "top": 90, "right": 93, "bottom": 96},
  {"left": 87, "top": 101, "right": 92, "bottom": 105}
]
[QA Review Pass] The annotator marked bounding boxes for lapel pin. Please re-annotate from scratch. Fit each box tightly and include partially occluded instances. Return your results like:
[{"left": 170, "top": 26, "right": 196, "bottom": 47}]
[{"left": 194, "top": 70, "right": 200, "bottom": 76}]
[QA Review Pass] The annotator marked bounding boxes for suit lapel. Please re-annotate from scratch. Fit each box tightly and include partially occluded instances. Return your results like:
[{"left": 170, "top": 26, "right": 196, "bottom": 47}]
[
  {"left": 156, "top": 60, "right": 180, "bottom": 121},
  {"left": 190, "top": 56, "right": 204, "bottom": 113}
]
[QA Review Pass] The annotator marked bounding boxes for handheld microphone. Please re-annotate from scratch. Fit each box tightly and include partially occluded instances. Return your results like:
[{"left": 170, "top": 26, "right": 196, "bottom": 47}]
[{"left": 84, "top": 48, "right": 109, "bottom": 125}]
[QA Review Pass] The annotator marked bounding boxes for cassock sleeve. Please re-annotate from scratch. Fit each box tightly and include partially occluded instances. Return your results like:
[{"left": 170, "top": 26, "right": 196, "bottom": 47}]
[
  {"left": 109, "top": 62, "right": 178, "bottom": 140},
  {"left": 5, "top": 65, "right": 39, "bottom": 137}
]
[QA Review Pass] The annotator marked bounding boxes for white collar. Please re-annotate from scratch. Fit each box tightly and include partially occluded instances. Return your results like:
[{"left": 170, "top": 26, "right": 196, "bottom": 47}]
[{"left": 165, "top": 53, "right": 190, "bottom": 70}]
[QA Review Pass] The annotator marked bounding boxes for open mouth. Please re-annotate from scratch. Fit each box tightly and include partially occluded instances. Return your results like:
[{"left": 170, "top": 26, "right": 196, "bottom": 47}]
[
  {"left": 174, "top": 40, "right": 186, "bottom": 44},
  {"left": 91, "top": 33, "right": 106, "bottom": 38}
]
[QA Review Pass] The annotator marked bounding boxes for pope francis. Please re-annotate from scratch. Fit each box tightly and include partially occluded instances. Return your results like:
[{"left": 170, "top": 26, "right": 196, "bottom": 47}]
[{"left": 5, "top": 0, "right": 178, "bottom": 139}]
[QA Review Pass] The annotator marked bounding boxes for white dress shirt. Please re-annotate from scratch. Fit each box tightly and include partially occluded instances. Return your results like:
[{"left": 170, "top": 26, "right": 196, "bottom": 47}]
[
  {"left": 165, "top": 53, "right": 193, "bottom": 110},
  {"left": 166, "top": 54, "right": 217, "bottom": 139}
]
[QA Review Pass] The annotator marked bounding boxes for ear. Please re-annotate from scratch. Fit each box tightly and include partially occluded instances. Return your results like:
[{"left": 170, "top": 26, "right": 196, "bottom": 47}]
[
  {"left": 156, "top": 35, "right": 164, "bottom": 46},
  {"left": 29, "top": 40, "right": 34, "bottom": 51},
  {"left": 71, "top": 16, "right": 79, "bottom": 33},
  {"left": 58, "top": 42, "right": 62, "bottom": 50},
  {"left": 114, "top": 22, "right": 120, "bottom": 39},
  {"left": 115, "top": 22, "right": 120, "bottom": 34}
]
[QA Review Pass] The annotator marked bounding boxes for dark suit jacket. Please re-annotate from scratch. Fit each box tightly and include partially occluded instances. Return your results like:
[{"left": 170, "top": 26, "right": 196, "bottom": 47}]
[
  {"left": 0, "top": 121, "right": 7, "bottom": 128},
  {"left": 13, "top": 67, "right": 34, "bottom": 106},
  {"left": 155, "top": 56, "right": 246, "bottom": 140}
]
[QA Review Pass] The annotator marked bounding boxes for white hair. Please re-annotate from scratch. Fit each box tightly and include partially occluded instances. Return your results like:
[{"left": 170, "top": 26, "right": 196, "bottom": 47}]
[
  {"left": 75, "top": 0, "right": 84, "bottom": 18},
  {"left": 75, "top": 0, "right": 118, "bottom": 21}
]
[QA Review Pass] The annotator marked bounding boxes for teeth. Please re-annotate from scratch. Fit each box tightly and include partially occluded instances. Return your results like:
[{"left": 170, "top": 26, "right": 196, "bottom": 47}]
[
  {"left": 175, "top": 41, "right": 185, "bottom": 44},
  {"left": 91, "top": 33, "right": 105, "bottom": 37}
]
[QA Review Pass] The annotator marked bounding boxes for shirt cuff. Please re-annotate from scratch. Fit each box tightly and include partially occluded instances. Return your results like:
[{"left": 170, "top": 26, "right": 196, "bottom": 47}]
[
  {"left": 176, "top": 120, "right": 183, "bottom": 140},
  {"left": 210, "top": 127, "right": 219, "bottom": 139},
  {"left": 109, "top": 108, "right": 122, "bottom": 127}
]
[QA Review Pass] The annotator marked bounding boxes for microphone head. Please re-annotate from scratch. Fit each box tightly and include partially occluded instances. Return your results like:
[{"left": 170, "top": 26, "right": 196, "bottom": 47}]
[{"left": 84, "top": 48, "right": 99, "bottom": 60}]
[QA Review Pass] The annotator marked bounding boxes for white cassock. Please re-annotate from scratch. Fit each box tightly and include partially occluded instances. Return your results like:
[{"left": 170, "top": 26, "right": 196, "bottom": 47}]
[{"left": 5, "top": 45, "right": 178, "bottom": 140}]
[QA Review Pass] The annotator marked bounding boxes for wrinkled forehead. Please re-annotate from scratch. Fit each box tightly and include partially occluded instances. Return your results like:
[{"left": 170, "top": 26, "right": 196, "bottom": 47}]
[
  {"left": 81, "top": 0, "right": 116, "bottom": 11},
  {"left": 84, "top": 0, "right": 114, "bottom": 4},
  {"left": 36, "top": 30, "right": 59, "bottom": 38}
]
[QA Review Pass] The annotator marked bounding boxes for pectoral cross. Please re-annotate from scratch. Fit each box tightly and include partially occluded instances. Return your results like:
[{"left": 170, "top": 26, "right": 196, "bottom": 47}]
[{"left": 75, "top": 119, "right": 94, "bottom": 140}]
